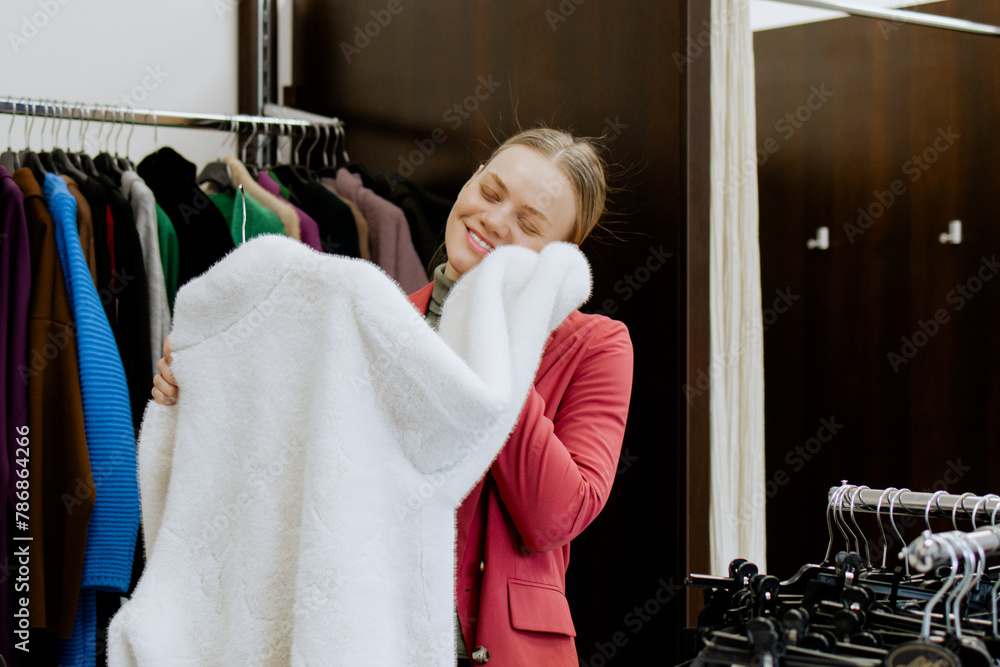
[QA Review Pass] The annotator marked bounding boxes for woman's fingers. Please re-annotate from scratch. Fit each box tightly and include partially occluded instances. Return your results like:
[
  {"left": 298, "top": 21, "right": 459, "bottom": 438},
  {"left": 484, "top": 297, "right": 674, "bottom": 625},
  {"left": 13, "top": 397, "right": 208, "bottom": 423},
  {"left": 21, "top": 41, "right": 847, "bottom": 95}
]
[
  {"left": 152, "top": 354, "right": 179, "bottom": 405},
  {"left": 157, "top": 355, "right": 176, "bottom": 388},
  {"left": 163, "top": 335, "right": 173, "bottom": 364},
  {"left": 151, "top": 383, "right": 176, "bottom": 406}
]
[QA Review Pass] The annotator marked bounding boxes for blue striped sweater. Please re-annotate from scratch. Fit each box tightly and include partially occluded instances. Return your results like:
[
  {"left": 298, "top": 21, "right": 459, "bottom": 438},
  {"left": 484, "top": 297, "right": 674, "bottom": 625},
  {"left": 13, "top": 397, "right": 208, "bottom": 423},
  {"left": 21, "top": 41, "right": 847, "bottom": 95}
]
[{"left": 44, "top": 174, "right": 140, "bottom": 667}]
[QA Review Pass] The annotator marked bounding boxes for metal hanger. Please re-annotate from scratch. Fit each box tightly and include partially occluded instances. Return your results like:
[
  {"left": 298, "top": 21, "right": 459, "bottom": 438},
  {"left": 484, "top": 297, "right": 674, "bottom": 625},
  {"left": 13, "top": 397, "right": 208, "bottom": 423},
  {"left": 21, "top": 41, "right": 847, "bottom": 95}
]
[
  {"left": 337, "top": 122, "right": 350, "bottom": 165},
  {"left": 19, "top": 101, "right": 48, "bottom": 182},
  {"left": 0, "top": 99, "right": 20, "bottom": 172},
  {"left": 848, "top": 485, "right": 873, "bottom": 568},
  {"left": 51, "top": 103, "right": 88, "bottom": 182},
  {"left": 874, "top": 487, "right": 897, "bottom": 570},
  {"left": 889, "top": 488, "right": 910, "bottom": 577},
  {"left": 951, "top": 493, "right": 976, "bottom": 531},
  {"left": 925, "top": 490, "right": 947, "bottom": 532},
  {"left": 196, "top": 114, "right": 235, "bottom": 192}
]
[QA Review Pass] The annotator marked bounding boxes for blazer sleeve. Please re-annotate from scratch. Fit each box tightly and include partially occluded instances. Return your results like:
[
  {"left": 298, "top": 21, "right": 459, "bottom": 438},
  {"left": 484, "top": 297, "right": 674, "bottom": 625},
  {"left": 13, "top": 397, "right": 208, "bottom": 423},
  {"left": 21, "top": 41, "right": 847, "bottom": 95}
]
[{"left": 488, "top": 317, "right": 634, "bottom": 552}]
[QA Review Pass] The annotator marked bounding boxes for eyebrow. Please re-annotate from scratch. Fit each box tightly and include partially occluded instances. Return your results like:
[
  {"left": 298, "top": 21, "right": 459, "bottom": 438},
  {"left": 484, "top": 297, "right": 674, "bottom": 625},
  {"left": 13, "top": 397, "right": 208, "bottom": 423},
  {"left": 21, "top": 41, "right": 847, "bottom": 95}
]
[{"left": 485, "top": 172, "right": 552, "bottom": 229}]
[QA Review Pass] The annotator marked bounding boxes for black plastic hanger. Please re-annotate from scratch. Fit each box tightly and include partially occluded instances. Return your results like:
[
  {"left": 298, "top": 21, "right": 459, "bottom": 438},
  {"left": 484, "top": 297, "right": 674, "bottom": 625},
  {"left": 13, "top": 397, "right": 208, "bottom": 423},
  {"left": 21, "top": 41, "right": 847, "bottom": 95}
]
[{"left": 196, "top": 116, "right": 235, "bottom": 192}]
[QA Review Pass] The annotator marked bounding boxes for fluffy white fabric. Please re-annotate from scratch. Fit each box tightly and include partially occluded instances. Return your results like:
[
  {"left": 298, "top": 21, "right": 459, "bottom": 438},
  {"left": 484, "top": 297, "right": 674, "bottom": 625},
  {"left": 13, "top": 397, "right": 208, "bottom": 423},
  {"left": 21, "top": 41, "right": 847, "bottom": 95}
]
[{"left": 107, "top": 234, "right": 591, "bottom": 667}]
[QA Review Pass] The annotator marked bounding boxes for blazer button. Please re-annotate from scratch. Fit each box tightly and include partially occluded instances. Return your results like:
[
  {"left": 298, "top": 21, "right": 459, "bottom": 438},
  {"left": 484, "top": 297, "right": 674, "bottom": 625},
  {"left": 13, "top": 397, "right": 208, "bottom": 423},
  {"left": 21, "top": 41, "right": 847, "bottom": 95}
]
[
  {"left": 471, "top": 646, "right": 490, "bottom": 664},
  {"left": 479, "top": 559, "right": 485, "bottom": 574}
]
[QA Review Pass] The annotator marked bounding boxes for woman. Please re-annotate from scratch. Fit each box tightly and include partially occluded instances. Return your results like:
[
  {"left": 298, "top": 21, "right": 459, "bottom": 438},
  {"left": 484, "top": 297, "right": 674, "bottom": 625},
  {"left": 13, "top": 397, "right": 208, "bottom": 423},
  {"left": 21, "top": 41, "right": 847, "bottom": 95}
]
[{"left": 152, "top": 128, "right": 634, "bottom": 666}]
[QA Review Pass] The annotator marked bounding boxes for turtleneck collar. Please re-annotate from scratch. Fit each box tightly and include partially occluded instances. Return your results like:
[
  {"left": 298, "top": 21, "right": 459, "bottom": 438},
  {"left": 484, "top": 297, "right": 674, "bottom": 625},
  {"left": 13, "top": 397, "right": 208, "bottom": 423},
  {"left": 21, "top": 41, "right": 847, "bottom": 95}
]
[{"left": 424, "top": 263, "right": 456, "bottom": 331}]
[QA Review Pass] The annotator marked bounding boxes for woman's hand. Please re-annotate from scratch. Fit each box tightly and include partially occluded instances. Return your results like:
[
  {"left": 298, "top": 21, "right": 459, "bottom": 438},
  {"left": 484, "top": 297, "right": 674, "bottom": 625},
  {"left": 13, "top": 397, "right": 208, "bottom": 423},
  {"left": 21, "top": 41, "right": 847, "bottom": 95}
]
[{"left": 151, "top": 336, "right": 179, "bottom": 405}]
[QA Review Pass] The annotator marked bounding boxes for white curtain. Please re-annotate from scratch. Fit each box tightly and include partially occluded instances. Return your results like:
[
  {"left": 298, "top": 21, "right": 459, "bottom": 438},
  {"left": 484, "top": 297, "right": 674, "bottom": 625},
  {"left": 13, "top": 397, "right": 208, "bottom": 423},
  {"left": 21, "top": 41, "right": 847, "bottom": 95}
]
[{"left": 708, "top": 0, "right": 766, "bottom": 575}]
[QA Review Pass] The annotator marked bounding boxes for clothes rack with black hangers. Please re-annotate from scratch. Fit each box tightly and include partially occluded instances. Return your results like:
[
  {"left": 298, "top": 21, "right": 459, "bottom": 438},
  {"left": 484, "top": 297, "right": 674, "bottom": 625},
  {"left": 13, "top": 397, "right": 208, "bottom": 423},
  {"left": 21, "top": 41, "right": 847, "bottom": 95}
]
[
  {"left": 0, "top": 96, "right": 343, "bottom": 139},
  {"left": 679, "top": 481, "right": 1000, "bottom": 665}
]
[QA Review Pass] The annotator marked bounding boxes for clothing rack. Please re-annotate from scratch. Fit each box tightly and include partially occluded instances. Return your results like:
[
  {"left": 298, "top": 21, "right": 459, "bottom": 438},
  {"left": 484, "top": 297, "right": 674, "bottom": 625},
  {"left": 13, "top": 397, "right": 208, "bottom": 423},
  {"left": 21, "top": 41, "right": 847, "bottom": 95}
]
[
  {"left": 905, "top": 526, "right": 1000, "bottom": 572},
  {"left": 827, "top": 485, "right": 1000, "bottom": 521},
  {"left": 0, "top": 96, "right": 343, "bottom": 136},
  {"left": 765, "top": 0, "right": 1000, "bottom": 37}
]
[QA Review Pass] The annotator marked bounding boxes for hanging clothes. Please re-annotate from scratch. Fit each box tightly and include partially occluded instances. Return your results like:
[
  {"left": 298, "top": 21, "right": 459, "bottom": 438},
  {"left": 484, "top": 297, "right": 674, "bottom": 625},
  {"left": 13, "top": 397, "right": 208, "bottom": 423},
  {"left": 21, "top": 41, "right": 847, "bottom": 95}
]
[
  {"left": 334, "top": 191, "right": 372, "bottom": 261},
  {"left": 1, "top": 167, "right": 33, "bottom": 666},
  {"left": 120, "top": 171, "right": 171, "bottom": 377},
  {"left": 154, "top": 202, "right": 179, "bottom": 316},
  {"left": 137, "top": 147, "right": 235, "bottom": 288},
  {"left": 326, "top": 169, "right": 426, "bottom": 294},
  {"left": 373, "top": 171, "right": 452, "bottom": 276},
  {"left": 12, "top": 167, "right": 93, "bottom": 642},
  {"left": 271, "top": 165, "right": 360, "bottom": 258},
  {"left": 206, "top": 187, "right": 285, "bottom": 244},
  {"left": 61, "top": 176, "right": 98, "bottom": 288},
  {"left": 95, "top": 170, "right": 152, "bottom": 435},
  {"left": 72, "top": 175, "right": 115, "bottom": 329},
  {"left": 221, "top": 154, "right": 301, "bottom": 241},
  {"left": 256, "top": 170, "right": 324, "bottom": 252},
  {"left": 42, "top": 174, "right": 139, "bottom": 667}
]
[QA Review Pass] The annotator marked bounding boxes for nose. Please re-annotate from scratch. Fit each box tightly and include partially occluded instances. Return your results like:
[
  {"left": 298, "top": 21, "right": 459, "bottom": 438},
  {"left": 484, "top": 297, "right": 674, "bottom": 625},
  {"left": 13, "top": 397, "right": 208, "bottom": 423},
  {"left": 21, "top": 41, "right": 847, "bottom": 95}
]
[{"left": 481, "top": 207, "right": 512, "bottom": 242}]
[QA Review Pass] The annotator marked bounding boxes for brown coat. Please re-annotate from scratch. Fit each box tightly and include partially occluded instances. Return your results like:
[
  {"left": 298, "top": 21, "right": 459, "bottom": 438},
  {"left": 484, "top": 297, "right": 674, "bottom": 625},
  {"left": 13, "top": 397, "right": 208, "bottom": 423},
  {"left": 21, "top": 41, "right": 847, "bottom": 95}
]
[
  {"left": 61, "top": 175, "right": 98, "bottom": 289},
  {"left": 14, "top": 168, "right": 94, "bottom": 639}
]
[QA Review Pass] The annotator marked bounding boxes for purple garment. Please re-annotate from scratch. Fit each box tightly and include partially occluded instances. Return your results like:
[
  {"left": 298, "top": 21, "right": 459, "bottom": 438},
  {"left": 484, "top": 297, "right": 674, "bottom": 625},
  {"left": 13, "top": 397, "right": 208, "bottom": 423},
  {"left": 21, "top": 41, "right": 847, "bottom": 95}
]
[
  {"left": 1, "top": 165, "right": 31, "bottom": 666},
  {"left": 324, "top": 170, "right": 427, "bottom": 294},
  {"left": 256, "top": 172, "right": 323, "bottom": 252}
]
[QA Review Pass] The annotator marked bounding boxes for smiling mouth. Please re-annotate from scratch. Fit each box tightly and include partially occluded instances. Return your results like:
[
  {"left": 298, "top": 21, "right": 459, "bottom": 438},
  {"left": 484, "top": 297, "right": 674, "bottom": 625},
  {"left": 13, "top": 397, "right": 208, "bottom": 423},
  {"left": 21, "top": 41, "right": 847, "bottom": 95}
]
[{"left": 467, "top": 227, "right": 495, "bottom": 255}]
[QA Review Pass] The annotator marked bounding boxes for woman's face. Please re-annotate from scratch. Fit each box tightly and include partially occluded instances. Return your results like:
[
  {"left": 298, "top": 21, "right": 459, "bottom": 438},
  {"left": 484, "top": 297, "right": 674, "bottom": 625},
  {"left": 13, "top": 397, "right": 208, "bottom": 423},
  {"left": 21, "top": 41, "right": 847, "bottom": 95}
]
[{"left": 443, "top": 145, "right": 577, "bottom": 280}]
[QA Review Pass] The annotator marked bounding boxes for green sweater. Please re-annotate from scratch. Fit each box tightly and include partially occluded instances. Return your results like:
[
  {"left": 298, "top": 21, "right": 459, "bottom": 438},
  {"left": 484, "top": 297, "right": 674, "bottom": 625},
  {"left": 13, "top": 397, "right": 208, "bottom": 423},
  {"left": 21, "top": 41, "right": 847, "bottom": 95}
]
[
  {"left": 155, "top": 202, "right": 180, "bottom": 315},
  {"left": 208, "top": 189, "right": 286, "bottom": 245}
]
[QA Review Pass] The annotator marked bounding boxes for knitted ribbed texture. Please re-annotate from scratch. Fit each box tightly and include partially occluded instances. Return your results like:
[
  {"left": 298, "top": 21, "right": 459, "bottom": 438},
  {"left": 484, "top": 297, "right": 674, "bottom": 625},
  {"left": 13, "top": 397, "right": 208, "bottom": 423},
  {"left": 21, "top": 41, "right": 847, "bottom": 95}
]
[
  {"left": 45, "top": 174, "right": 140, "bottom": 666},
  {"left": 57, "top": 587, "right": 97, "bottom": 667}
]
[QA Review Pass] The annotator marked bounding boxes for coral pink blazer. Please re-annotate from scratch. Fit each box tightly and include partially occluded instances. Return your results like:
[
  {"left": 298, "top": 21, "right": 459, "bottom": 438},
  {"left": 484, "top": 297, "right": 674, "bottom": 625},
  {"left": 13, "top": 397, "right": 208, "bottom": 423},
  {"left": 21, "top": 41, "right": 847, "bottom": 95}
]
[{"left": 409, "top": 283, "right": 634, "bottom": 666}]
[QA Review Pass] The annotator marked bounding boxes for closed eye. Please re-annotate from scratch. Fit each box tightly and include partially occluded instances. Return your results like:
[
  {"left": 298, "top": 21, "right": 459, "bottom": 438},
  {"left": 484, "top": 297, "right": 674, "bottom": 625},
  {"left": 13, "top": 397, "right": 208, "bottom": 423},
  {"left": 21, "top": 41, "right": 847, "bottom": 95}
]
[{"left": 480, "top": 185, "right": 499, "bottom": 202}]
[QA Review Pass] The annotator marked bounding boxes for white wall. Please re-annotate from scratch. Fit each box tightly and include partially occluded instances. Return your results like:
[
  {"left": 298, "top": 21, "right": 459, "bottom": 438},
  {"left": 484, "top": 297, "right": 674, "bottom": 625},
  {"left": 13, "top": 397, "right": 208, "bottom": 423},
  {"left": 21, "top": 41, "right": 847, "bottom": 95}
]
[
  {"left": 4, "top": 0, "right": 239, "bottom": 169},
  {"left": 751, "top": 0, "right": 935, "bottom": 32}
]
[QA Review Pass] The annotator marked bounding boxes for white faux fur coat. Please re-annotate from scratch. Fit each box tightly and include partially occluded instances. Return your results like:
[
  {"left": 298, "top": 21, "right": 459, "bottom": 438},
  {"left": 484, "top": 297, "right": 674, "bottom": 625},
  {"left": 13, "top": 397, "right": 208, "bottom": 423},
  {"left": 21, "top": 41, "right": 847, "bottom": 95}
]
[{"left": 107, "top": 235, "right": 591, "bottom": 666}]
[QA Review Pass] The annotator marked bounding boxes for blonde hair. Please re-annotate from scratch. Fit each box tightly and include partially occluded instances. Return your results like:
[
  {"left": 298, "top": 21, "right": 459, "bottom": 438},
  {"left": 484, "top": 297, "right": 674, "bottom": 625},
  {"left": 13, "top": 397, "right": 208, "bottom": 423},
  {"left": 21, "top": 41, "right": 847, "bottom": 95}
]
[{"left": 484, "top": 128, "right": 607, "bottom": 244}]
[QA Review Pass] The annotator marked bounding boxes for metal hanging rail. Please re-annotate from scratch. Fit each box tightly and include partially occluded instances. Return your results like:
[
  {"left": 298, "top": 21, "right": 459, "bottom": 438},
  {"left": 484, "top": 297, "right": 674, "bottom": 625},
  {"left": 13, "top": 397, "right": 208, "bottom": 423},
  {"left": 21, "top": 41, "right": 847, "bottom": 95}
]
[
  {"left": 765, "top": 0, "right": 1000, "bottom": 37},
  {"left": 905, "top": 526, "right": 1000, "bottom": 572},
  {"left": 0, "top": 97, "right": 343, "bottom": 135},
  {"left": 828, "top": 485, "right": 1000, "bottom": 521}
]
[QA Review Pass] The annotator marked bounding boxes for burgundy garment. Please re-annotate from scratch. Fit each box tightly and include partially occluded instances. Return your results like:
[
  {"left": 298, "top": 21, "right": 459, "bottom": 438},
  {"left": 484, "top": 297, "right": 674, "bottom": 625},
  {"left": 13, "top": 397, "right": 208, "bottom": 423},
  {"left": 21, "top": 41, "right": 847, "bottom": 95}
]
[
  {"left": 255, "top": 172, "right": 323, "bottom": 252},
  {"left": 1, "top": 165, "right": 31, "bottom": 666},
  {"left": 324, "top": 170, "right": 427, "bottom": 294}
]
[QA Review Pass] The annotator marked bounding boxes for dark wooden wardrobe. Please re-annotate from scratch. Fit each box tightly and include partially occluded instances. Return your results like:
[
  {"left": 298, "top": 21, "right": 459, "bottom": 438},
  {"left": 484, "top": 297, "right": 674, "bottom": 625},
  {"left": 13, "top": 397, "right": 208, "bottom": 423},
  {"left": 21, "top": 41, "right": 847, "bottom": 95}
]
[
  {"left": 755, "top": 1, "right": 1000, "bottom": 579},
  {"left": 288, "top": 0, "right": 711, "bottom": 662}
]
